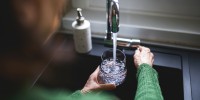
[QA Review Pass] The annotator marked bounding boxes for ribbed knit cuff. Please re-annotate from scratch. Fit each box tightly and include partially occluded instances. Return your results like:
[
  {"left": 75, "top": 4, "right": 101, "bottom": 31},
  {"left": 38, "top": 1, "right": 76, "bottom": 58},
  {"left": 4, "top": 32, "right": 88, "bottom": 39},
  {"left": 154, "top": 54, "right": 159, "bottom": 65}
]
[{"left": 136, "top": 63, "right": 158, "bottom": 78}]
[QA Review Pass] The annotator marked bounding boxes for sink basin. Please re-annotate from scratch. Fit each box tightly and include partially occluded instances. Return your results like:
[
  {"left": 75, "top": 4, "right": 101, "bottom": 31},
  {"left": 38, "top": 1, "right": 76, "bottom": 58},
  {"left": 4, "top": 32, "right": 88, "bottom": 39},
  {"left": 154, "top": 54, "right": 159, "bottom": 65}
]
[
  {"left": 154, "top": 66, "right": 183, "bottom": 100},
  {"left": 35, "top": 35, "right": 184, "bottom": 100},
  {"left": 110, "top": 56, "right": 184, "bottom": 100},
  {"left": 37, "top": 54, "right": 184, "bottom": 100}
]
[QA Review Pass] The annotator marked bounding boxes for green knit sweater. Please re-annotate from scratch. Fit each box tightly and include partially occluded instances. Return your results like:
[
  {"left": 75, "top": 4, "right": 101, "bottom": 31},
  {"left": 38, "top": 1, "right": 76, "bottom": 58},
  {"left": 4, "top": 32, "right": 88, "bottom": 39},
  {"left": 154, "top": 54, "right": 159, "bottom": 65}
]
[
  {"left": 134, "top": 63, "right": 164, "bottom": 100},
  {"left": 12, "top": 64, "right": 163, "bottom": 100}
]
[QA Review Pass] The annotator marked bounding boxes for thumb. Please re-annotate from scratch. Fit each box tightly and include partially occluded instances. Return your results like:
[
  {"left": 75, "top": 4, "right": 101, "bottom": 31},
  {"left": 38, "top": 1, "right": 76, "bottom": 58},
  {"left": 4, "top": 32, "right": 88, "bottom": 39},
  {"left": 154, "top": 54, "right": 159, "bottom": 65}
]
[
  {"left": 134, "top": 48, "right": 140, "bottom": 57},
  {"left": 99, "top": 84, "right": 116, "bottom": 90}
]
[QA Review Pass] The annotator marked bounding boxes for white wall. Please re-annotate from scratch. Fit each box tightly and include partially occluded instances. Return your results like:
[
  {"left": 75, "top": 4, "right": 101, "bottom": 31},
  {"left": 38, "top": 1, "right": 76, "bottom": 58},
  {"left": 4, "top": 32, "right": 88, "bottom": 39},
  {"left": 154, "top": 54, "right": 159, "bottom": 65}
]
[
  {"left": 73, "top": 0, "right": 200, "bottom": 18},
  {"left": 65, "top": 0, "right": 200, "bottom": 50}
]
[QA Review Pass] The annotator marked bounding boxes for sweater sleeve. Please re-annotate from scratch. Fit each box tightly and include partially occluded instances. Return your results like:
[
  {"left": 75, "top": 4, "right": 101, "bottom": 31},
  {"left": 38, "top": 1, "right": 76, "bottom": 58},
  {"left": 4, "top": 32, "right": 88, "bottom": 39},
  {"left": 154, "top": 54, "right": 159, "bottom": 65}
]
[
  {"left": 67, "top": 90, "right": 83, "bottom": 99},
  {"left": 134, "top": 63, "right": 164, "bottom": 100},
  {"left": 68, "top": 90, "right": 118, "bottom": 100},
  {"left": 13, "top": 89, "right": 117, "bottom": 100}
]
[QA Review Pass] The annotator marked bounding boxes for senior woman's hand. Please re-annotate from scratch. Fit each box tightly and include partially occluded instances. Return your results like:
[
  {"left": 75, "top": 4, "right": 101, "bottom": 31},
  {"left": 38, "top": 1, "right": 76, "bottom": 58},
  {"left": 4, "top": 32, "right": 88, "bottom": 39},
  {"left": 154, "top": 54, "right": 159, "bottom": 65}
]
[
  {"left": 81, "top": 67, "right": 116, "bottom": 94},
  {"left": 134, "top": 46, "right": 154, "bottom": 68}
]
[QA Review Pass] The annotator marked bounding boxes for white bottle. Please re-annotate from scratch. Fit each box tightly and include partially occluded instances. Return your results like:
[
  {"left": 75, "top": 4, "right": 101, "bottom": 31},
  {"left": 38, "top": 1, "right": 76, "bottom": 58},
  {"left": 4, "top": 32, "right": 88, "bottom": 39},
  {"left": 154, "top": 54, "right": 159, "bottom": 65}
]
[{"left": 72, "top": 8, "right": 92, "bottom": 53}]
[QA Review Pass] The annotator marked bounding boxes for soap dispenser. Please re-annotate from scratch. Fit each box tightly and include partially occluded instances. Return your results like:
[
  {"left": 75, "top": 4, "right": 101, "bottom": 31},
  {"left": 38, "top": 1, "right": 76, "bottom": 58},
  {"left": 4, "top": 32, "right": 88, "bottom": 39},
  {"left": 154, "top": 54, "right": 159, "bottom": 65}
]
[{"left": 72, "top": 8, "right": 92, "bottom": 53}]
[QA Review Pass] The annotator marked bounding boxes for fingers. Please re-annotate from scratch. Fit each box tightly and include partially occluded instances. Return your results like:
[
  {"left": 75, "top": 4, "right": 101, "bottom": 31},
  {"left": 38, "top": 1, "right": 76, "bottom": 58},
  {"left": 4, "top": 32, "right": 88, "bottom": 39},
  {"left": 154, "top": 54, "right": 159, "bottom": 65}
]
[
  {"left": 150, "top": 52, "right": 154, "bottom": 59},
  {"left": 149, "top": 52, "right": 154, "bottom": 66},
  {"left": 91, "top": 66, "right": 100, "bottom": 76},
  {"left": 134, "top": 48, "right": 140, "bottom": 57},
  {"left": 135, "top": 46, "right": 151, "bottom": 57},
  {"left": 83, "top": 83, "right": 116, "bottom": 93},
  {"left": 99, "top": 84, "right": 116, "bottom": 90},
  {"left": 138, "top": 46, "right": 150, "bottom": 52},
  {"left": 134, "top": 45, "right": 154, "bottom": 67}
]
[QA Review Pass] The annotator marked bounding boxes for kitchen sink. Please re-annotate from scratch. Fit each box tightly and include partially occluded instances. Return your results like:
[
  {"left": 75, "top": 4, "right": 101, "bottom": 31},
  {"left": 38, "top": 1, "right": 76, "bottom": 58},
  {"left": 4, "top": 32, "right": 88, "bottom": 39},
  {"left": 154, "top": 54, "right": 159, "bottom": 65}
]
[{"left": 37, "top": 53, "right": 184, "bottom": 100}]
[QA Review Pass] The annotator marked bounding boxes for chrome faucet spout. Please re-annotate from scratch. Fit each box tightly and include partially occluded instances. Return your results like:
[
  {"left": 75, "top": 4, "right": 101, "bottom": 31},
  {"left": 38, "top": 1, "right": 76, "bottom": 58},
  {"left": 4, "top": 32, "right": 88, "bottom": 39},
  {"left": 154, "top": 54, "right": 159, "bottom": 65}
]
[
  {"left": 106, "top": 0, "right": 119, "bottom": 40},
  {"left": 105, "top": 0, "right": 140, "bottom": 48}
]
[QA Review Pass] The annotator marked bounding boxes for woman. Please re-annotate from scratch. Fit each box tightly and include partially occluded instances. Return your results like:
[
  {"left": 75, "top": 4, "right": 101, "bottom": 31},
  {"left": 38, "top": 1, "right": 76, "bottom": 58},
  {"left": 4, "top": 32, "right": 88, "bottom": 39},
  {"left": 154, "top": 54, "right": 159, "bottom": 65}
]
[{"left": 0, "top": 0, "right": 163, "bottom": 100}]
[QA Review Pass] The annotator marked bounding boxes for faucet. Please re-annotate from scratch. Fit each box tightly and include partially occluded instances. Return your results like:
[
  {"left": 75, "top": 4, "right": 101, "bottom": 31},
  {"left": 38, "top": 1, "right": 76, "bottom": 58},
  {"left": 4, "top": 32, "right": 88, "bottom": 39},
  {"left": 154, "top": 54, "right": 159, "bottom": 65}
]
[
  {"left": 106, "top": 0, "right": 119, "bottom": 40},
  {"left": 105, "top": 0, "right": 140, "bottom": 48}
]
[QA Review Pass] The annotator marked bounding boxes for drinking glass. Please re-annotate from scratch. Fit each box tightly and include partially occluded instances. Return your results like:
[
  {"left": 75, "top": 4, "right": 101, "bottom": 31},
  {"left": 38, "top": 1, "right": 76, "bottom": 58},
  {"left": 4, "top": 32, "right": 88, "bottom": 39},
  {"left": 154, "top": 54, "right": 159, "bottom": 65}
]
[{"left": 98, "top": 49, "right": 127, "bottom": 86}]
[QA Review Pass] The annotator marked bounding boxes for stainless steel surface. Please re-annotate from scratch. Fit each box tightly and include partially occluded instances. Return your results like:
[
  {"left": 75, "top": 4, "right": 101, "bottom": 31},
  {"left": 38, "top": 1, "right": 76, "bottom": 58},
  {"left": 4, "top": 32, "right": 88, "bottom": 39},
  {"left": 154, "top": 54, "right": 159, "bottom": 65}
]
[
  {"left": 62, "top": 9, "right": 200, "bottom": 50},
  {"left": 106, "top": 0, "right": 119, "bottom": 40},
  {"left": 104, "top": 37, "right": 140, "bottom": 48},
  {"left": 105, "top": 0, "right": 140, "bottom": 48}
]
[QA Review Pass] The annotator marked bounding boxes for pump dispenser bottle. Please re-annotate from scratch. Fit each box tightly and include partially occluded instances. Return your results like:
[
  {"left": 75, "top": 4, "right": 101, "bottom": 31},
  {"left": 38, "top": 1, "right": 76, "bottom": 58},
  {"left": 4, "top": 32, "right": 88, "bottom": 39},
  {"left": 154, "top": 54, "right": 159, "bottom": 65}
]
[{"left": 72, "top": 8, "right": 92, "bottom": 53}]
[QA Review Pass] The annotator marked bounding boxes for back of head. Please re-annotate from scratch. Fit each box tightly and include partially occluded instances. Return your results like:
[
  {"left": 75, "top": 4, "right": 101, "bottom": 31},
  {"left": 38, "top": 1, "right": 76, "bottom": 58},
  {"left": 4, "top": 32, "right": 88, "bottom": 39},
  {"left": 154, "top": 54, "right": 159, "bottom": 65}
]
[
  {"left": 0, "top": 0, "right": 67, "bottom": 55},
  {"left": 0, "top": 0, "right": 68, "bottom": 93}
]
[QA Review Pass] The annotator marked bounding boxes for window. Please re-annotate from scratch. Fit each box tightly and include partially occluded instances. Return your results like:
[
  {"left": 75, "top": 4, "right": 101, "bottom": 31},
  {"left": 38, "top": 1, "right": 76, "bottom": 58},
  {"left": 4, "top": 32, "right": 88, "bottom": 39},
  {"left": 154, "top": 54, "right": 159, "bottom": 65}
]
[{"left": 62, "top": 0, "right": 200, "bottom": 50}]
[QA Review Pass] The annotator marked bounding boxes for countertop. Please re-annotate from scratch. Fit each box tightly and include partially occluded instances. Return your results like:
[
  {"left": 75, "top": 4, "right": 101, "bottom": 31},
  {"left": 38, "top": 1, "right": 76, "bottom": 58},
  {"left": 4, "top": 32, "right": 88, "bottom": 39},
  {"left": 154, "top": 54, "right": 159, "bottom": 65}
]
[{"left": 36, "top": 33, "right": 200, "bottom": 100}]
